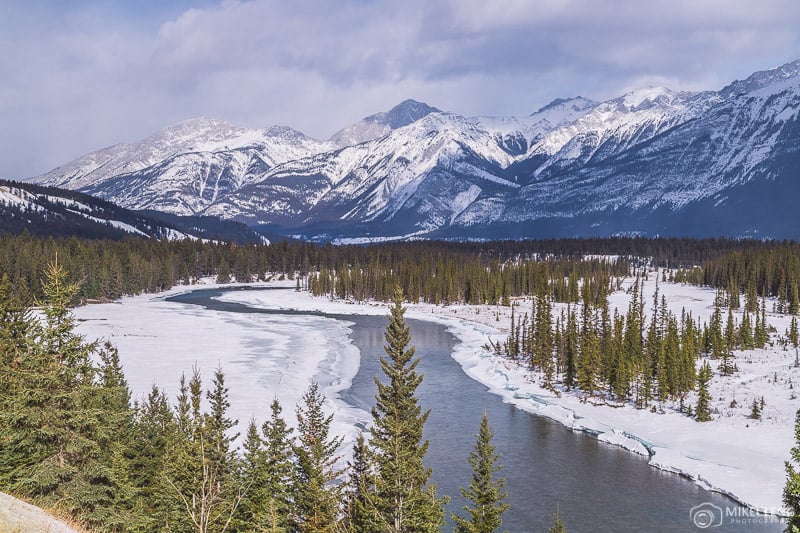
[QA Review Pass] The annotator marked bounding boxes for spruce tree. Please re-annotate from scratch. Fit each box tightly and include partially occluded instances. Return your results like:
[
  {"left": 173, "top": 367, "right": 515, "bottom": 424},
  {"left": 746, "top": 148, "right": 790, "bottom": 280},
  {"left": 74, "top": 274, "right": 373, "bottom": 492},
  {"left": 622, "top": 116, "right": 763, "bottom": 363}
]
[
  {"left": 452, "top": 413, "right": 509, "bottom": 533},
  {"left": 719, "top": 307, "right": 737, "bottom": 375},
  {"left": 293, "top": 382, "right": 343, "bottom": 532},
  {"left": 161, "top": 368, "right": 243, "bottom": 533},
  {"left": 87, "top": 341, "right": 142, "bottom": 530},
  {"left": 1, "top": 260, "right": 115, "bottom": 527},
  {"left": 549, "top": 507, "right": 567, "bottom": 533},
  {"left": 749, "top": 398, "right": 762, "bottom": 420},
  {"left": 206, "top": 367, "right": 239, "bottom": 479},
  {"left": 739, "top": 311, "right": 753, "bottom": 350},
  {"left": 131, "top": 385, "right": 177, "bottom": 529},
  {"left": 708, "top": 304, "right": 723, "bottom": 358},
  {"left": 0, "top": 272, "right": 33, "bottom": 483},
  {"left": 784, "top": 410, "right": 800, "bottom": 532},
  {"left": 344, "top": 432, "right": 374, "bottom": 533},
  {"left": 695, "top": 362, "right": 712, "bottom": 422},
  {"left": 368, "top": 287, "right": 447, "bottom": 532},
  {"left": 236, "top": 418, "right": 265, "bottom": 529},
  {"left": 262, "top": 399, "right": 295, "bottom": 532},
  {"left": 790, "top": 317, "right": 799, "bottom": 350},
  {"left": 563, "top": 307, "right": 578, "bottom": 389},
  {"left": 577, "top": 310, "right": 602, "bottom": 399}
]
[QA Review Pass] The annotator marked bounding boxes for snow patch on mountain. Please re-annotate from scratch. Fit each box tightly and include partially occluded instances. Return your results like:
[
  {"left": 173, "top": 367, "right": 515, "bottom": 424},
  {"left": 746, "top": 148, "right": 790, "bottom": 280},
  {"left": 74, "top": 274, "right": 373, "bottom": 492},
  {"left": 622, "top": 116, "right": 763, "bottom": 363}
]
[
  {"left": 26, "top": 57, "right": 800, "bottom": 240},
  {"left": 329, "top": 99, "right": 440, "bottom": 147}
]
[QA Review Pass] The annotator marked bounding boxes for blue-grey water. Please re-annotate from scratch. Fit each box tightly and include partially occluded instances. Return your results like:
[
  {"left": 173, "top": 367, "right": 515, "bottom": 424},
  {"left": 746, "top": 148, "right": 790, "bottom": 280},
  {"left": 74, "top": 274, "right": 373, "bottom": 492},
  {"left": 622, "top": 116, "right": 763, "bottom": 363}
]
[{"left": 169, "top": 287, "right": 784, "bottom": 532}]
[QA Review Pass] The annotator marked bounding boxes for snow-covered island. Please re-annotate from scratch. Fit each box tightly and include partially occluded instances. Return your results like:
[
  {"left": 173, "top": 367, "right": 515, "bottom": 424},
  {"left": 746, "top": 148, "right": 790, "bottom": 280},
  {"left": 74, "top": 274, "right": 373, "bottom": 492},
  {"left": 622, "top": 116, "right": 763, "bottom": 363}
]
[{"left": 72, "top": 273, "right": 797, "bottom": 517}]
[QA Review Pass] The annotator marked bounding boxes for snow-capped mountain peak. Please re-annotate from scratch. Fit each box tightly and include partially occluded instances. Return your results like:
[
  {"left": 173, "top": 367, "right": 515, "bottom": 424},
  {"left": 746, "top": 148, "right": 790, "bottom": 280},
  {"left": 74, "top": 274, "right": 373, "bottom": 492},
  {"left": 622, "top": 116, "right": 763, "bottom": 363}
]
[
  {"left": 377, "top": 99, "right": 441, "bottom": 129},
  {"left": 534, "top": 96, "right": 597, "bottom": 115},
  {"left": 620, "top": 86, "right": 679, "bottom": 110},
  {"left": 329, "top": 99, "right": 440, "bottom": 147},
  {"left": 27, "top": 57, "right": 800, "bottom": 240},
  {"left": 722, "top": 58, "right": 800, "bottom": 97}
]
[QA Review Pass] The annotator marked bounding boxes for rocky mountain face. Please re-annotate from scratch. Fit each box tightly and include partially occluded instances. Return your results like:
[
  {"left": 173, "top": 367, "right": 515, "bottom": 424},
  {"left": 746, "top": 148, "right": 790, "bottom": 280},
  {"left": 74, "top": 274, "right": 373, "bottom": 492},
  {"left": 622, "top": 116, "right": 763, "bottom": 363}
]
[{"left": 29, "top": 59, "right": 800, "bottom": 240}]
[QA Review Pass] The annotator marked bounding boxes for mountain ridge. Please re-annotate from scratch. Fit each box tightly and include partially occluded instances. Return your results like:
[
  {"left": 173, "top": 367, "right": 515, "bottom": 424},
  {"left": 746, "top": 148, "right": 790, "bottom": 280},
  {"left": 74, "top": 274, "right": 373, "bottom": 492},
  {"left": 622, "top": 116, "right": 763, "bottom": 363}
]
[{"left": 28, "top": 58, "right": 800, "bottom": 241}]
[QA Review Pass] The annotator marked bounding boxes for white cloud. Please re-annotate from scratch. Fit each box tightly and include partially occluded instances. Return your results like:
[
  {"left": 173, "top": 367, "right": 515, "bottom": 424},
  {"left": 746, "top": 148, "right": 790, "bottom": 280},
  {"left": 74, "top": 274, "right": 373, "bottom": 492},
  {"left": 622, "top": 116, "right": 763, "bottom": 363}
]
[{"left": 0, "top": 0, "right": 798, "bottom": 179}]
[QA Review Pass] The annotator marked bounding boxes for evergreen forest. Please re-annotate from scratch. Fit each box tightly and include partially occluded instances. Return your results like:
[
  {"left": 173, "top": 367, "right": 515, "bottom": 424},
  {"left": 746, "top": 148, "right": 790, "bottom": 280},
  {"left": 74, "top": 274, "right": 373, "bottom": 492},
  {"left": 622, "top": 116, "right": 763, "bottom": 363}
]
[{"left": 3, "top": 232, "right": 800, "bottom": 531}]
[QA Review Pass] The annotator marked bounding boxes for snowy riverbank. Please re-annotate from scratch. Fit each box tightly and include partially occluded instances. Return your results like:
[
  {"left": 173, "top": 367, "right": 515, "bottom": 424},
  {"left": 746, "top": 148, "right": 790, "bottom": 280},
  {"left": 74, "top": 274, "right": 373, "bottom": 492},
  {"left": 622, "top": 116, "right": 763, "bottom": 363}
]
[
  {"left": 73, "top": 276, "right": 794, "bottom": 516},
  {"left": 72, "top": 280, "right": 369, "bottom": 450},
  {"left": 214, "top": 278, "right": 795, "bottom": 516}
]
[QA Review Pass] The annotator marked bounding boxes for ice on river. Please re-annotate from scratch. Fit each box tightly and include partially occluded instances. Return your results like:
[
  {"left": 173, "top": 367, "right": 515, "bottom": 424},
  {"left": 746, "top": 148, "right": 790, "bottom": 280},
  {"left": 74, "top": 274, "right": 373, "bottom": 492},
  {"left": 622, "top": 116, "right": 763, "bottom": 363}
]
[
  {"left": 72, "top": 280, "right": 368, "bottom": 447},
  {"left": 74, "top": 276, "right": 794, "bottom": 515}
]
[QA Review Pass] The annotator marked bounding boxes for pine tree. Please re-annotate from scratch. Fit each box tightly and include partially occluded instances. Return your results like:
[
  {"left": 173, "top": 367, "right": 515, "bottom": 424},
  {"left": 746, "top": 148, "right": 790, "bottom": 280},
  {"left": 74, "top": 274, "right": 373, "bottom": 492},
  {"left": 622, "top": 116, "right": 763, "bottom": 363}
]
[
  {"left": 293, "top": 382, "right": 343, "bottom": 532},
  {"left": 452, "top": 413, "right": 509, "bottom": 533},
  {"left": 1, "top": 260, "right": 116, "bottom": 527},
  {"left": 719, "top": 307, "right": 737, "bottom": 376},
  {"left": 368, "top": 287, "right": 447, "bottom": 532},
  {"left": 161, "top": 368, "right": 244, "bottom": 533},
  {"left": 260, "top": 399, "right": 295, "bottom": 532},
  {"left": 789, "top": 317, "right": 799, "bottom": 350},
  {"left": 343, "top": 432, "right": 374, "bottom": 533},
  {"left": 549, "top": 507, "right": 567, "bottom": 533},
  {"left": 695, "top": 362, "right": 712, "bottom": 422},
  {"left": 206, "top": 367, "right": 239, "bottom": 479},
  {"left": 0, "top": 272, "right": 33, "bottom": 482},
  {"left": 749, "top": 398, "right": 762, "bottom": 420},
  {"left": 785, "top": 409, "right": 800, "bottom": 531}
]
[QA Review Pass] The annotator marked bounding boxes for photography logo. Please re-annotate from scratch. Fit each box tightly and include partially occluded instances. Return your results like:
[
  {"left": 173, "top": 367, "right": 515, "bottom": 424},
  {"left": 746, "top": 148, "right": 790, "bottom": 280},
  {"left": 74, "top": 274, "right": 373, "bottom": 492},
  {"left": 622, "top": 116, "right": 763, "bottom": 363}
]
[{"left": 690, "top": 503, "right": 723, "bottom": 529}]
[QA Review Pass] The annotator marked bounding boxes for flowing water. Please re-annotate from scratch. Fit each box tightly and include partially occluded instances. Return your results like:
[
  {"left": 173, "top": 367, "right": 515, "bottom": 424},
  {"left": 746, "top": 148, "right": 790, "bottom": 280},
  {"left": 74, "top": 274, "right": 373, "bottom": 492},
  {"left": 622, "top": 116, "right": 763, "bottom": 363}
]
[{"left": 169, "top": 287, "right": 784, "bottom": 532}]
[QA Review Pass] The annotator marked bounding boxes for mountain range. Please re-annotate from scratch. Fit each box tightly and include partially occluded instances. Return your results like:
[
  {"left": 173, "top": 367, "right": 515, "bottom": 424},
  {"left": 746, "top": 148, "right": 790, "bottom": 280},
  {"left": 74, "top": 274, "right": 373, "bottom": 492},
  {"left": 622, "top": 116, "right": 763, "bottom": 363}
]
[
  {"left": 28, "top": 59, "right": 800, "bottom": 241},
  {"left": 0, "top": 180, "right": 264, "bottom": 242}
]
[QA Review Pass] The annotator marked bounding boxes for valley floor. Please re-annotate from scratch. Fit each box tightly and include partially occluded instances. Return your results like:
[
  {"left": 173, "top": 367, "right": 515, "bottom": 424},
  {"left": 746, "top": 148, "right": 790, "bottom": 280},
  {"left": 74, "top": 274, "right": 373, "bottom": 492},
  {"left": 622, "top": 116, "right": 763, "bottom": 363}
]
[{"left": 73, "top": 274, "right": 795, "bottom": 516}]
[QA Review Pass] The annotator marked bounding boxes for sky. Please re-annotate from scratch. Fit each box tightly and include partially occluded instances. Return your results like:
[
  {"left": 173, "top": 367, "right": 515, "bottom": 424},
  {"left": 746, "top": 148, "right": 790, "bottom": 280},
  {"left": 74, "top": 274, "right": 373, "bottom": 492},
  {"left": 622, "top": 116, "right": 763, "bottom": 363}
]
[{"left": 1, "top": 0, "right": 799, "bottom": 179}]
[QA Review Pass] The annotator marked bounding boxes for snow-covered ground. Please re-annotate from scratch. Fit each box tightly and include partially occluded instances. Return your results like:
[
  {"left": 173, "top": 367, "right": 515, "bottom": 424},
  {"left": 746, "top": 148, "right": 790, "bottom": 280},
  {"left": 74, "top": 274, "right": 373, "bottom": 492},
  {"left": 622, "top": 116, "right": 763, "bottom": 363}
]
[
  {"left": 72, "top": 279, "right": 368, "bottom": 449},
  {"left": 73, "top": 274, "right": 796, "bottom": 516},
  {"left": 213, "top": 275, "right": 796, "bottom": 516}
]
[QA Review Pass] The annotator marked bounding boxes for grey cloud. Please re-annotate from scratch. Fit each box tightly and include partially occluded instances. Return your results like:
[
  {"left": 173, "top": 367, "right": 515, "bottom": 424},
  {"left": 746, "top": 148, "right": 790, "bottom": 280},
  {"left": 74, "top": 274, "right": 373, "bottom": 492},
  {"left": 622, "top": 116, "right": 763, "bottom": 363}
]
[{"left": 1, "top": 0, "right": 799, "bottom": 179}]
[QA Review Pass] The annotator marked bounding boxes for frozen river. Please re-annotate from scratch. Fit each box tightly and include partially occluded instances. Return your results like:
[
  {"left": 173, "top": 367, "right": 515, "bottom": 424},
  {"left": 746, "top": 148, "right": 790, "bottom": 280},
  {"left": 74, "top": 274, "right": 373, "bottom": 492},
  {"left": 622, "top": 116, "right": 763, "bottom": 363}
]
[{"left": 167, "top": 286, "right": 783, "bottom": 532}]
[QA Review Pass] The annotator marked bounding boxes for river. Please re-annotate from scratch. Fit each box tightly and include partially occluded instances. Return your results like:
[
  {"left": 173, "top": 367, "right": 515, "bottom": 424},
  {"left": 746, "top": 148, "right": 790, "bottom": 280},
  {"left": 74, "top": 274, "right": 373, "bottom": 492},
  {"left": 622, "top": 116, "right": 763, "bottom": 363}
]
[{"left": 168, "top": 287, "right": 783, "bottom": 532}]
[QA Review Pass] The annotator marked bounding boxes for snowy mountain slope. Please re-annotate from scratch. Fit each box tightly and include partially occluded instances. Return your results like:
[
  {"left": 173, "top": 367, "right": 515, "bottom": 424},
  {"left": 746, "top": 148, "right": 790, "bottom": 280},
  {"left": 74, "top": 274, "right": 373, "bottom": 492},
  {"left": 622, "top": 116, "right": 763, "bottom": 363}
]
[
  {"left": 27, "top": 58, "right": 800, "bottom": 240},
  {"left": 472, "top": 96, "right": 598, "bottom": 156},
  {"left": 34, "top": 119, "right": 334, "bottom": 195},
  {"left": 329, "top": 99, "right": 440, "bottom": 147},
  {"left": 0, "top": 179, "right": 263, "bottom": 242},
  {"left": 80, "top": 149, "right": 270, "bottom": 215},
  {"left": 416, "top": 61, "right": 800, "bottom": 237},
  {"left": 498, "top": 65, "right": 800, "bottom": 220},
  {"left": 206, "top": 109, "right": 540, "bottom": 230}
]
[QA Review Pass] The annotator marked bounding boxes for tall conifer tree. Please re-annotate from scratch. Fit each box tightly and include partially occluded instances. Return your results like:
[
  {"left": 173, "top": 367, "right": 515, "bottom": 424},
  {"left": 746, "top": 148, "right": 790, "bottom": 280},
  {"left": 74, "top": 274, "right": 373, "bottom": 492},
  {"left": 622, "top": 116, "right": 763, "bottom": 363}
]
[
  {"left": 293, "top": 382, "right": 342, "bottom": 533},
  {"left": 784, "top": 410, "right": 800, "bottom": 531},
  {"left": 695, "top": 362, "right": 712, "bottom": 422},
  {"left": 452, "top": 413, "right": 509, "bottom": 533},
  {"left": 368, "top": 287, "right": 447, "bottom": 532}
]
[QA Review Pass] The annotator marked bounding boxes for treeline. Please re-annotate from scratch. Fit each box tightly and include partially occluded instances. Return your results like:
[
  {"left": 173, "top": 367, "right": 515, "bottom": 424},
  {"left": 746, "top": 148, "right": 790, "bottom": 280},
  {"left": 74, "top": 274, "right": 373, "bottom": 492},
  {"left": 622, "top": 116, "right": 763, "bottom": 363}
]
[
  {"left": 3, "top": 232, "right": 800, "bottom": 310},
  {"left": 675, "top": 242, "right": 800, "bottom": 314},
  {"left": 441, "top": 237, "right": 796, "bottom": 267},
  {"left": 0, "top": 235, "right": 316, "bottom": 305},
  {"left": 491, "top": 274, "right": 770, "bottom": 419},
  {"left": 307, "top": 253, "right": 628, "bottom": 305},
  {"left": 1, "top": 264, "right": 549, "bottom": 532}
]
